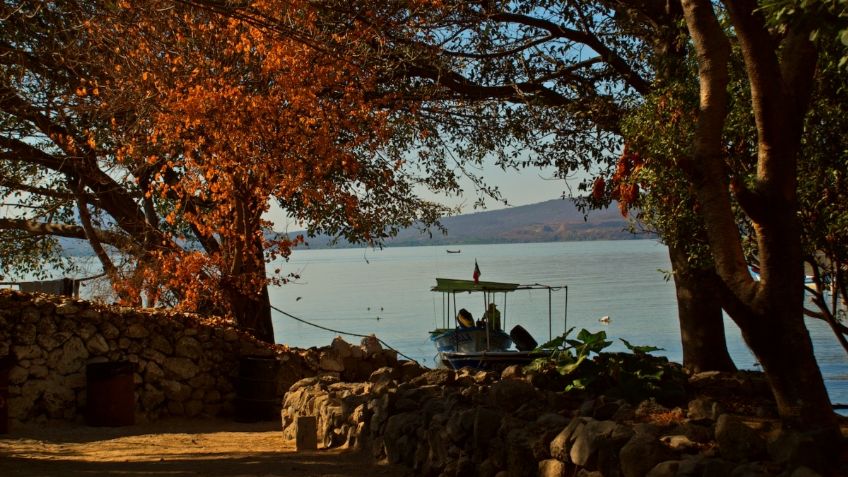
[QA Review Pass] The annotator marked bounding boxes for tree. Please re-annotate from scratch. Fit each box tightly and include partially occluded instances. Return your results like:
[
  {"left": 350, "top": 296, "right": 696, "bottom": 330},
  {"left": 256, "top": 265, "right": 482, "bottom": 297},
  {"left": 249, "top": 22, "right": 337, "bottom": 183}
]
[
  {"left": 302, "top": 0, "right": 842, "bottom": 437},
  {"left": 678, "top": 0, "right": 838, "bottom": 438},
  {"left": 0, "top": 0, "right": 449, "bottom": 342}
]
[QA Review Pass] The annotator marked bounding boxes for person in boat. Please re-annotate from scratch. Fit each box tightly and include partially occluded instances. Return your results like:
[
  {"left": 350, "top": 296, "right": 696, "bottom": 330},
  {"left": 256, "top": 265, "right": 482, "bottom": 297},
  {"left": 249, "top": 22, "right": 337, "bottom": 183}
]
[
  {"left": 456, "top": 308, "right": 474, "bottom": 328},
  {"left": 482, "top": 303, "right": 501, "bottom": 330}
]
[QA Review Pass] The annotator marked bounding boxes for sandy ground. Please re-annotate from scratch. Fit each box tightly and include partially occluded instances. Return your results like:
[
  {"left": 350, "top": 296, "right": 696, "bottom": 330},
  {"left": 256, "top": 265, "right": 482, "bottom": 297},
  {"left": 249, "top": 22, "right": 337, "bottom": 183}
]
[{"left": 0, "top": 419, "right": 410, "bottom": 477}]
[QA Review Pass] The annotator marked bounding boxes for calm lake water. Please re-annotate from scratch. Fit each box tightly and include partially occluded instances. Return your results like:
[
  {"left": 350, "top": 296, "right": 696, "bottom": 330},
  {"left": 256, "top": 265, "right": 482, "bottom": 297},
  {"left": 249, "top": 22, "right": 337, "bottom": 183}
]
[{"left": 269, "top": 240, "right": 848, "bottom": 406}]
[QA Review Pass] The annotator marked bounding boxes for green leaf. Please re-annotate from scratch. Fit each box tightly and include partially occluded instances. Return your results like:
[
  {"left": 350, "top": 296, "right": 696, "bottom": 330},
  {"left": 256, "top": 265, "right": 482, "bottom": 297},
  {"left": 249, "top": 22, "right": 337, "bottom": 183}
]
[{"left": 620, "top": 338, "right": 664, "bottom": 354}]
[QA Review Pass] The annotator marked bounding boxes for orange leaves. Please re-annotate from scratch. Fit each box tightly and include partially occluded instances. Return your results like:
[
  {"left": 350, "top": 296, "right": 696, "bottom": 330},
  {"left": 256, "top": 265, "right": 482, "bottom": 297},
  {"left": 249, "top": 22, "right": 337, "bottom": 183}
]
[{"left": 610, "top": 144, "right": 645, "bottom": 218}]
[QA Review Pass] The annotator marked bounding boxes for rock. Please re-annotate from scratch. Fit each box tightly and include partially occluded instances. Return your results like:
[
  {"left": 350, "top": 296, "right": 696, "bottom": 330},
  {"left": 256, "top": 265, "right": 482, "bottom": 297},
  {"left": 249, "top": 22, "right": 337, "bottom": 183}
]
[
  {"left": 501, "top": 364, "right": 524, "bottom": 380},
  {"left": 701, "top": 458, "right": 736, "bottom": 477},
  {"left": 318, "top": 352, "right": 344, "bottom": 372},
  {"left": 85, "top": 334, "right": 110, "bottom": 354},
  {"left": 570, "top": 419, "right": 617, "bottom": 467},
  {"left": 361, "top": 335, "right": 382, "bottom": 356},
  {"left": 161, "top": 379, "right": 192, "bottom": 401},
  {"left": 144, "top": 362, "right": 165, "bottom": 381},
  {"left": 790, "top": 466, "right": 823, "bottom": 477},
  {"left": 688, "top": 397, "right": 724, "bottom": 423},
  {"left": 412, "top": 369, "right": 455, "bottom": 387},
  {"left": 505, "top": 427, "right": 536, "bottom": 477},
  {"left": 536, "top": 412, "right": 570, "bottom": 431},
  {"left": 51, "top": 336, "right": 89, "bottom": 374},
  {"left": 175, "top": 336, "right": 202, "bottom": 360},
  {"left": 538, "top": 459, "right": 567, "bottom": 477},
  {"left": 576, "top": 470, "right": 604, "bottom": 477},
  {"left": 330, "top": 336, "right": 353, "bottom": 358},
  {"left": 729, "top": 462, "right": 771, "bottom": 477},
  {"left": 646, "top": 460, "right": 681, "bottom": 477},
  {"left": 141, "top": 386, "right": 165, "bottom": 409},
  {"left": 669, "top": 422, "right": 714, "bottom": 444},
  {"left": 660, "top": 434, "right": 699, "bottom": 452},
  {"left": 8, "top": 365, "right": 27, "bottom": 385},
  {"left": 163, "top": 357, "right": 199, "bottom": 380},
  {"left": 473, "top": 407, "right": 503, "bottom": 450},
  {"left": 13, "top": 344, "right": 42, "bottom": 360},
  {"left": 715, "top": 414, "right": 766, "bottom": 461},
  {"left": 619, "top": 433, "right": 675, "bottom": 477},
  {"left": 125, "top": 323, "right": 149, "bottom": 338},
  {"left": 396, "top": 361, "right": 426, "bottom": 382},
  {"left": 383, "top": 412, "right": 424, "bottom": 465},
  {"left": 55, "top": 302, "right": 80, "bottom": 315},
  {"left": 767, "top": 430, "right": 827, "bottom": 473},
  {"left": 550, "top": 417, "right": 588, "bottom": 462},
  {"left": 635, "top": 398, "right": 669, "bottom": 419},
  {"left": 489, "top": 378, "right": 539, "bottom": 411}
]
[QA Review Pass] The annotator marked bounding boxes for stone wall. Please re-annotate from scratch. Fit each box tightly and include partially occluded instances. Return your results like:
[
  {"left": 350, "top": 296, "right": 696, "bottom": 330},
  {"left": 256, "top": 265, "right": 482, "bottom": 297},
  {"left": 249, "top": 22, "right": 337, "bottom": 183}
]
[
  {"left": 281, "top": 368, "right": 835, "bottom": 477},
  {"left": 0, "top": 289, "right": 400, "bottom": 427}
]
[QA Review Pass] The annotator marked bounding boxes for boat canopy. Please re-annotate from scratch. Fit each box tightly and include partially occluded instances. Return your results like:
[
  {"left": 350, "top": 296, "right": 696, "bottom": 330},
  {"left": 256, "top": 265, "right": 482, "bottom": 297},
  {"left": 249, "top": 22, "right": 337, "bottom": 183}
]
[{"left": 431, "top": 278, "right": 521, "bottom": 293}]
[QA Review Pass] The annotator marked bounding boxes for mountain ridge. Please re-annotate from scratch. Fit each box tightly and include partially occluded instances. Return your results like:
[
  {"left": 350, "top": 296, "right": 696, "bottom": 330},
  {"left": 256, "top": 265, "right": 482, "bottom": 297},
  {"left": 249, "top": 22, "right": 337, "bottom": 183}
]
[
  {"left": 57, "top": 199, "right": 644, "bottom": 256},
  {"left": 299, "top": 198, "right": 644, "bottom": 248}
]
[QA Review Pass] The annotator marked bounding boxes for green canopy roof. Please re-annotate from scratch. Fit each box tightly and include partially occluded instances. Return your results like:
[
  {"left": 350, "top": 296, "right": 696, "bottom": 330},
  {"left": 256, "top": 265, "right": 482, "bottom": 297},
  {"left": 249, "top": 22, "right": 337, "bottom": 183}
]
[{"left": 431, "top": 278, "right": 521, "bottom": 293}]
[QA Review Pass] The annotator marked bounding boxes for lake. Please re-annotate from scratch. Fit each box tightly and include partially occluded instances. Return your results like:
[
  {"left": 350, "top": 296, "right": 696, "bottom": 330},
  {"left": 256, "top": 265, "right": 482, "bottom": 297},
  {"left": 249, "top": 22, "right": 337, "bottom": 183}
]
[{"left": 269, "top": 240, "right": 848, "bottom": 407}]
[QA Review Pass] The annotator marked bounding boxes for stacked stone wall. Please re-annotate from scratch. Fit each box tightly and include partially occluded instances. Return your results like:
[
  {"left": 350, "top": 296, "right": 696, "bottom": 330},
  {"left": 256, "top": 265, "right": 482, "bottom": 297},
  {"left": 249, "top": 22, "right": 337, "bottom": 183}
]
[
  {"left": 0, "top": 289, "right": 405, "bottom": 427},
  {"left": 281, "top": 368, "right": 836, "bottom": 477},
  {"left": 0, "top": 289, "right": 313, "bottom": 425}
]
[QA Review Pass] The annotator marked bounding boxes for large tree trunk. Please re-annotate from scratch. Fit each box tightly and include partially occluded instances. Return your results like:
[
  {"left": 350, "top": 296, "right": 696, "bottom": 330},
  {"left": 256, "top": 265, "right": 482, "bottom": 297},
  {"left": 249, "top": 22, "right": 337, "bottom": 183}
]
[
  {"left": 228, "top": 281, "right": 274, "bottom": 344},
  {"left": 681, "top": 0, "right": 838, "bottom": 442},
  {"left": 225, "top": 234, "right": 275, "bottom": 343},
  {"left": 668, "top": 245, "right": 736, "bottom": 373}
]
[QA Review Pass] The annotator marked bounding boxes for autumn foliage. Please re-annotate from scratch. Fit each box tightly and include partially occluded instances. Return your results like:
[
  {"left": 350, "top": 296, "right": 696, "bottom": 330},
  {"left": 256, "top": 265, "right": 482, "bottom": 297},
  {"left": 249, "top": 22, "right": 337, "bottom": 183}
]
[{"left": 1, "top": 0, "right": 446, "bottom": 342}]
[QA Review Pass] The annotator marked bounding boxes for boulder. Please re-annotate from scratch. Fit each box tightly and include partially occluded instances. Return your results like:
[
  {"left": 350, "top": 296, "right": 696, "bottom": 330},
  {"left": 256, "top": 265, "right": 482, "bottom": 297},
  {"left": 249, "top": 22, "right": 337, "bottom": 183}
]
[
  {"left": 550, "top": 417, "right": 588, "bottom": 462},
  {"left": 539, "top": 459, "right": 568, "bottom": 477},
  {"left": 767, "top": 429, "right": 828, "bottom": 474},
  {"left": 646, "top": 460, "right": 681, "bottom": 477},
  {"left": 714, "top": 414, "right": 766, "bottom": 461},
  {"left": 489, "top": 378, "right": 539, "bottom": 411},
  {"left": 619, "top": 433, "right": 675, "bottom": 477},
  {"left": 688, "top": 397, "right": 725, "bottom": 423},
  {"left": 569, "top": 419, "right": 617, "bottom": 467}
]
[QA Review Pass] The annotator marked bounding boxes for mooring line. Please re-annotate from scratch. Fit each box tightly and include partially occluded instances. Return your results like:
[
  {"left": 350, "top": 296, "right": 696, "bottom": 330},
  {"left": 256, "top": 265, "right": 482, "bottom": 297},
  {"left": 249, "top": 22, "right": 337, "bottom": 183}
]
[{"left": 269, "top": 304, "right": 423, "bottom": 365}]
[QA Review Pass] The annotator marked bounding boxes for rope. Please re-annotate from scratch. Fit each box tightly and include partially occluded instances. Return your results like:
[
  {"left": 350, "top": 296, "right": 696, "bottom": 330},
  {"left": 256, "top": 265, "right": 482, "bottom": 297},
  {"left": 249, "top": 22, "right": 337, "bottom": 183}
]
[{"left": 269, "top": 304, "right": 424, "bottom": 366}]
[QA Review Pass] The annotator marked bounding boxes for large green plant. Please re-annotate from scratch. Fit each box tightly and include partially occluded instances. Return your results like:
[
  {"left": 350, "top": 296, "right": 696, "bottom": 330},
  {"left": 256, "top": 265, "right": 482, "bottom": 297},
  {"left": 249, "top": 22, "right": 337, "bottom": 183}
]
[{"left": 526, "top": 328, "right": 685, "bottom": 405}]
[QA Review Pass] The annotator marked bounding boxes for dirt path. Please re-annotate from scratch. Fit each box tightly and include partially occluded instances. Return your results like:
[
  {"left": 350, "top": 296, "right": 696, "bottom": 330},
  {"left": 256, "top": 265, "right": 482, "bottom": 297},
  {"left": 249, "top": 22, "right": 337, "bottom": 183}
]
[{"left": 0, "top": 419, "right": 410, "bottom": 477}]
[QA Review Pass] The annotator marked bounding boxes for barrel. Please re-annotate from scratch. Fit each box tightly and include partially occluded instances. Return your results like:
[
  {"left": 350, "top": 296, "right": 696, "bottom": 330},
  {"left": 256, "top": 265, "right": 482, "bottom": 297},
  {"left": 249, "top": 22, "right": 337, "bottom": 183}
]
[
  {"left": 86, "top": 361, "right": 136, "bottom": 427},
  {"left": 234, "top": 357, "right": 279, "bottom": 422},
  {"left": 0, "top": 357, "right": 11, "bottom": 434}
]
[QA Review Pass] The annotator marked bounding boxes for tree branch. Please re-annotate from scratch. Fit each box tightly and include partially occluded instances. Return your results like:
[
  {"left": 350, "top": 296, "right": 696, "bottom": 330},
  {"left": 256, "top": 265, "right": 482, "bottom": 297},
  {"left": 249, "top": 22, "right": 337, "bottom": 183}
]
[{"left": 0, "top": 217, "right": 137, "bottom": 253}]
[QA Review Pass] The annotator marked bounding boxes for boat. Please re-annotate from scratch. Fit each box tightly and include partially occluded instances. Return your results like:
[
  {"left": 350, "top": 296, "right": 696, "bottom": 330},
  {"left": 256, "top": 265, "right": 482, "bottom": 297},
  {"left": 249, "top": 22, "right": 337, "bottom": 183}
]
[
  {"left": 446, "top": 249, "right": 461, "bottom": 254},
  {"left": 429, "top": 278, "right": 568, "bottom": 370}
]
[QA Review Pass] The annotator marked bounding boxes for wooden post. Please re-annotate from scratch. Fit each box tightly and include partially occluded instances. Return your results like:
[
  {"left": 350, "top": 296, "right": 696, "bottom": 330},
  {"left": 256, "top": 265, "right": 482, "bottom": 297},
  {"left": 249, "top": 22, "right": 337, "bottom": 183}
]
[{"left": 295, "top": 416, "right": 318, "bottom": 451}]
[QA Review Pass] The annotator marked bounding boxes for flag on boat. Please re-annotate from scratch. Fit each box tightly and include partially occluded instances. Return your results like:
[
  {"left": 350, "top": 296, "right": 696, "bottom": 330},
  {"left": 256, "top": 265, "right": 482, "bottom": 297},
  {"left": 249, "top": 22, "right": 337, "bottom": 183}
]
[{"left": 473, "top": 260, "right": 481, "bottom": 284}]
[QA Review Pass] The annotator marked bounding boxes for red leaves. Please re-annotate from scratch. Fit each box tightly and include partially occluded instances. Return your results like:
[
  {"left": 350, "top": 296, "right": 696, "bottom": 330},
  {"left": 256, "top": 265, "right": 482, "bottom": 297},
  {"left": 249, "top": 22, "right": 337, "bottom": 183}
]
[{"left": 610, "top": 144, "right": 644, "bottom": 218}]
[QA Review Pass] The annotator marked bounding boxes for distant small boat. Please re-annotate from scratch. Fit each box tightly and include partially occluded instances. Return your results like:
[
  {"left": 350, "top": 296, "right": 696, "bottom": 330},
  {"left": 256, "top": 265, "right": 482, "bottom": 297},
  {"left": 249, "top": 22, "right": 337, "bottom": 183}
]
[
  {"left": 446, "top": 250, "right": 461, "bottom": 254},
  {"left": 599, "top": 315, "right": 610, "bottom": 324}
]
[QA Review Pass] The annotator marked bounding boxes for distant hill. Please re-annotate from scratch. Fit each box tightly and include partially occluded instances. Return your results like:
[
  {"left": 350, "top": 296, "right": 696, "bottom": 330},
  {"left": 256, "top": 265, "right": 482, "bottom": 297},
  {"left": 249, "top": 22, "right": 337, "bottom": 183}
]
[
  {"left": 57, "top": 199, "right": 644, "bottom": 256},
  {"left": 299, "top": 199, "right": 645, "bottom": 248}
]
